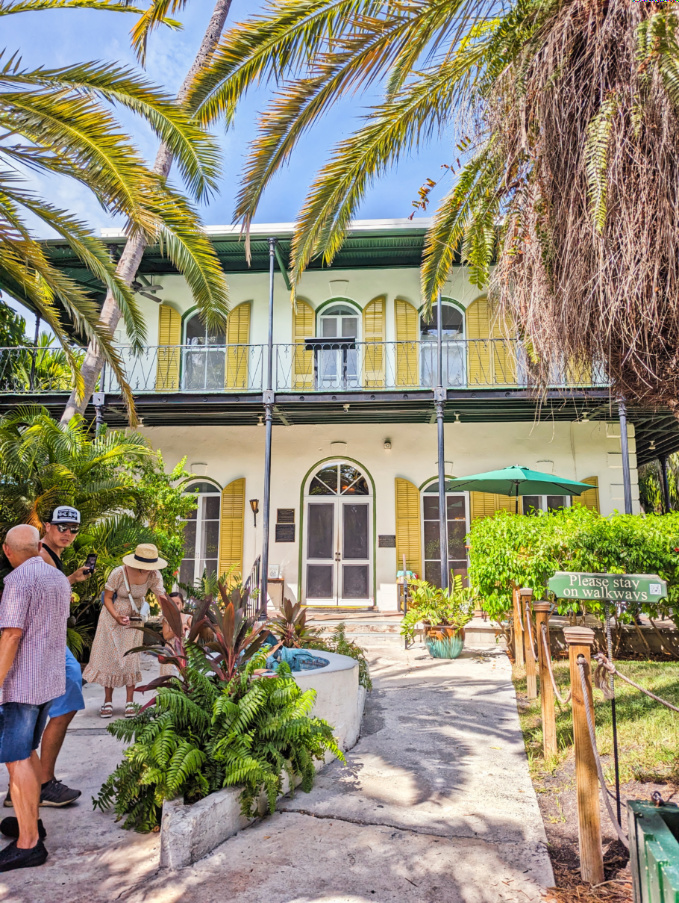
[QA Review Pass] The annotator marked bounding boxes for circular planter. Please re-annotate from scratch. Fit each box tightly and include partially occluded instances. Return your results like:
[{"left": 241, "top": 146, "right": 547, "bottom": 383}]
[{"left": 424, "top": 625, "right": 466, "bottom": 659}]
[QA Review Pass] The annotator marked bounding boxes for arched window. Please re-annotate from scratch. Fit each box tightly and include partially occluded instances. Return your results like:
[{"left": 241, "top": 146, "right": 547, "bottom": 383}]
[
  {"left": 180, "top": 479, "right": 221, "bottom": 586},
  {"left": 317, "top": 302, "right": 360, "bottom": 389},
  {"left": 183, "top": 313, "right": 226, "bottom": 391},
  {"left": 420, "top": 300, "right": 465, "bottom": 386},
  {"left": 422, "top": 480, "right": 469, "bottom": 587}
]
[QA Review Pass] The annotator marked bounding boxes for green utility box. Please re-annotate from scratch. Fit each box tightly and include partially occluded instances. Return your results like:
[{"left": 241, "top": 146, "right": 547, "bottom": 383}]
[{"left": 629, "top": 801, "right": 679, "bottom": 902}]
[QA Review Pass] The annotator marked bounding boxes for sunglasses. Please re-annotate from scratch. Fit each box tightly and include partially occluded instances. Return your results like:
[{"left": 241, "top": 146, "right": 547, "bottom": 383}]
[{"left": 55, "top": 524, "right": 80, "bottom": 535}]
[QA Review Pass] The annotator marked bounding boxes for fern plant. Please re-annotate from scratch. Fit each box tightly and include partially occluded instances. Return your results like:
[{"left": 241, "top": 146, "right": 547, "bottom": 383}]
[{"left": 94, "top": 652, "right": 343, "bottom": 831}]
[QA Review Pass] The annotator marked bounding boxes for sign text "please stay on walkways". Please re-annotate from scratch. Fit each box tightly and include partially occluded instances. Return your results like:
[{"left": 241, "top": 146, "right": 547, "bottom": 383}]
[{"left": 547, "top": 572, "right": 668, "bottom": 602}]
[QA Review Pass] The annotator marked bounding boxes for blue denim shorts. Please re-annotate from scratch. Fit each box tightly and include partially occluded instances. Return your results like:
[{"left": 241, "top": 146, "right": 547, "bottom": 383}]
[
  {"left": 0, "top": 700, "right": 52, "bottom": 763},
  {"left": 49, "top": 647, "right": 85, "bottom": 718}
]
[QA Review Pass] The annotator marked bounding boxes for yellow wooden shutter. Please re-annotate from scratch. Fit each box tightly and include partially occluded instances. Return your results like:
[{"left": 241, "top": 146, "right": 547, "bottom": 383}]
[
  {"left": 491, "top": 309, "right": 517, "bottom": 386},
  {"left": 470, "top": 491, "right": 516, "bottom": 521},
  {"left": 565, "top": 358, "right": 593, "bottom": 387},
  {"left": 466, "top": 298, "right": 491, "bottom": 386},
  {"left": 579, "top": 477, "right": 600, "bottom": 512},
  {"left": 395, "top": 477, "right": 422, "bottom": 576},
  {"left": 226, "top": 302, "right": 251, "bottom": 389},
  {"left": 395, "top": 299, "right": 418, "bottom": 386},
  {"left": 219, "top": 478, "right": 245, "bottom": 579},
  {"left": 155, "top": 304, "right": 181, "bottom": 391},
  {"left": 363, "top": 295, "right": 386, "bottom": 388},
  {"left": 293, "top": 300, "right": 315, "bottom": 390}
]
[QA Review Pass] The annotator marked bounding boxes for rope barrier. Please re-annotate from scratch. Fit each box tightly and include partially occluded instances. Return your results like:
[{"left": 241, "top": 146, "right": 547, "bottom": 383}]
[
  {"left": 577, "top": 657, "right": 630, "bottom": 850},
  {"left": 541, "top": 623, "right": 572, "bottom": 706},
  {"left": 594, "top": 653, "right": 679, "bottom": 714},
  {"left": 524, "top": 601, "right": 539, "bottom": 662}
]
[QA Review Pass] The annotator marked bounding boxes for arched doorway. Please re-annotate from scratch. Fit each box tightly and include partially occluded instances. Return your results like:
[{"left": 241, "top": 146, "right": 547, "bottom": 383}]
[
  {"left": 303, "top": 461, "right": 372, "bottom": 606},
  {"left": 317, "top": 302, "right": 360, "bottom": 389},
  {"left": 183, "top": 311, "right": 226, "bottom": 391},
  {"left": 420, "top": 300, "right": 465, "bottom": 387}
]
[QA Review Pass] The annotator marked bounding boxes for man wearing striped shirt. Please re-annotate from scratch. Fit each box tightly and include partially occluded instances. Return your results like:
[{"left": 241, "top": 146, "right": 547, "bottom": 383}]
[{"left": 0, "top": 525, "right": 70, "bottom": 871}]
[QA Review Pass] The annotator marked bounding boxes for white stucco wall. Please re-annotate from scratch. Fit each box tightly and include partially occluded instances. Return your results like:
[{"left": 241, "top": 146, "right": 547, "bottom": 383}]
[{"left": 140, "top": 418, "right": 638, "bottom": 609}]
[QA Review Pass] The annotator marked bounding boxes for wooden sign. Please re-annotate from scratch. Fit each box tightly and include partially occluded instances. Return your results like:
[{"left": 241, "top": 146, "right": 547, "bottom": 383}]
[{"left": 548, "top": 572, "right": 667, "bottom": 603}]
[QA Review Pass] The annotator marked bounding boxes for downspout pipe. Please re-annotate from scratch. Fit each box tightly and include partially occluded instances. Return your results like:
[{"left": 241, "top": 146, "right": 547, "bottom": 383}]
[
  {"left": 259, "top": 237, "right": 276, "bottom": 619},
  {"left": 435, "top": 291, "right": 449, "bottom": 590},
  {"left": 618, "top": 398, "right": 633, "bottom": 515}
]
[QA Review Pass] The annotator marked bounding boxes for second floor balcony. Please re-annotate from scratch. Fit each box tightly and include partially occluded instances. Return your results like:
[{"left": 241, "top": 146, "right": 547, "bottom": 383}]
[{"left": 0, "top": 339, "right": 604, "bottom": 396}]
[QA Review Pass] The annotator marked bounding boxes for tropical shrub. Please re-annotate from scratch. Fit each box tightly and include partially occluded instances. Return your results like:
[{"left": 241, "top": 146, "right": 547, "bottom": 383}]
[
  {"left": 468, "top": 506, "right": 679, "bottom": 622},
  {"left": 94, "top": 648, "right": 343, "bottom": 831},
  {"left": 400, "top": 577, "right": 475, "bottom": 645},
  {"left": 268, "top": 598, "right": 323, "bottom": 649}
]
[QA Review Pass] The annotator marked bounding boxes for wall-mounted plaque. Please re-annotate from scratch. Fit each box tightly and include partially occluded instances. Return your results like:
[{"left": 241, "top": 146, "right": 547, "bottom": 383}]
[
  {"left": 275, "top": 524, "right": 295, "bottom": 543},
  {"left": 378, "top": 534, "right": 396, "bottom": 548},
  {"left": 277, "top": 508, "right": 295, "bottom": 524}
]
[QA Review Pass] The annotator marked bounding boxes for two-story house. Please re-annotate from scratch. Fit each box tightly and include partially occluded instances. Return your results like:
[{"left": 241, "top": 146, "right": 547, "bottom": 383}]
[{"left": 5, "top": 218, "right": 678, "bottom": 609}]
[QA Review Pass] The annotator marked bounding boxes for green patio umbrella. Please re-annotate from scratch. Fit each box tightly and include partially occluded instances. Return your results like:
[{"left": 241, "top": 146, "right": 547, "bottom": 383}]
[{"left": 445, "top": 465, "right": 594, "bottom": 513}]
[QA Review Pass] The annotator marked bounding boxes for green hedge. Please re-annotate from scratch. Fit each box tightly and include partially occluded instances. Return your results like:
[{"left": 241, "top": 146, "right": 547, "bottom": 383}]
[{"left": 467, "top": 506, "right": 679, "bottom": 622}]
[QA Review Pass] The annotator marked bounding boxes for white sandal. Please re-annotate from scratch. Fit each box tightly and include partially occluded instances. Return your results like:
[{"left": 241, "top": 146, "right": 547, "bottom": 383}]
[
  {"left": 100, "top": 703, "right": 113, "bottom": 719},
  {"left": 124, "top": 702, "right": 137, "bottom": 719}
]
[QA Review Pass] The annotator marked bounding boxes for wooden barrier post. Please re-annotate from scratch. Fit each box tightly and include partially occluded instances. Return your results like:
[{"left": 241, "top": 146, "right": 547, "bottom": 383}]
[
  {"left": 512, "top": 583, "right": 525, "bottom": 667},
  {"left": 534, "top": 602, "right": 557, "bottom": 757},
  {"left": 521, "top": 588, "right": 537, "bottom": 699},
  {"left": 564, "top": 626, "right": 604, "bottom": 886}
]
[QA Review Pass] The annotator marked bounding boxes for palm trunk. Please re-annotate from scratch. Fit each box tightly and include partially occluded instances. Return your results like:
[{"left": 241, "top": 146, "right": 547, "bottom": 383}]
[{"left": 61, "top": 0, "right": 233, "bottom": 425}]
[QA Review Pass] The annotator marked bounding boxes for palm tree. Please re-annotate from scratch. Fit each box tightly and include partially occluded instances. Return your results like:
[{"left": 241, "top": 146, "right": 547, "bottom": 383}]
[
  {"left": 2, "top": 0, "right": 228, "bottom": 422},
  {"left": 193, "top": 0, "right": 679, "bottom": 411},
  {"left": 61, "top": 0, "right": 236, "bottom": 424}
]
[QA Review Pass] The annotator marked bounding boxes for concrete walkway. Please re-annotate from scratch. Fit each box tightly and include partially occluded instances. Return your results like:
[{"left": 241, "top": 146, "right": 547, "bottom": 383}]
[{"left": 0, "top": 642, "right": 553, "bottom": 903}]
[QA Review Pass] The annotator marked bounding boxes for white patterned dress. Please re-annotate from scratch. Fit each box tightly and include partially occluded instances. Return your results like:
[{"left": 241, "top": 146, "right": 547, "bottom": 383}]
[{"left": 84, "top": 566, "right": 164, "bottom": 688}]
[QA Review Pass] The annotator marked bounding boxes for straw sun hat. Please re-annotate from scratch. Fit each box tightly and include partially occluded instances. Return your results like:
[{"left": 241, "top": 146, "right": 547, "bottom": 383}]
[{"left": 122, "top": 542, "right": 167, "bottom": 571}]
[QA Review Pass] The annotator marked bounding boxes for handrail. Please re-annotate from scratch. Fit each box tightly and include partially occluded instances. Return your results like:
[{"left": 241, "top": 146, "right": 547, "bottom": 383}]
[{"left": 0, "top": 341, "right": 608, "bottom": 396}]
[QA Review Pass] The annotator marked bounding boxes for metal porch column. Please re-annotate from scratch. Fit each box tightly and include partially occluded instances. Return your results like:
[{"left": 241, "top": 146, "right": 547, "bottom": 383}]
[
  {"left": 259, "top": 237, "right": 276, "bottom": 619},
  {"left": 618, "top": 398, "right": 633, "bottom": 515},
  {"left": 435, "top": 291, "right": 449, "bottom": 590},
  {"left": 661, "top": 454, "right": 672, "bottom": 513}
]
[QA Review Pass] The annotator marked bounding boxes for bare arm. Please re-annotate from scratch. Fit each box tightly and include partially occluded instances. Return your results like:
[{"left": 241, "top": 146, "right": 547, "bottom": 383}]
[
  {"left": 103, "top": 589, "right": 129, "bottom": 626},
  {"left": 0, "top": 628, "right": 22, "bottom": 687}
]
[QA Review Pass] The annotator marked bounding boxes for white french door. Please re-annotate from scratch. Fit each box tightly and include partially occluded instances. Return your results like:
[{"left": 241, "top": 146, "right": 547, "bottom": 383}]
[{"left": 303, "top": 462, "right": 372, "bottom": 606}]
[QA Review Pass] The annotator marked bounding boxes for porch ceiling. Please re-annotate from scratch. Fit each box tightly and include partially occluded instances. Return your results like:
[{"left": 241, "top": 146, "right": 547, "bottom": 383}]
[{"left": 4, "top": 389, "right": 675, "bottom": 467}]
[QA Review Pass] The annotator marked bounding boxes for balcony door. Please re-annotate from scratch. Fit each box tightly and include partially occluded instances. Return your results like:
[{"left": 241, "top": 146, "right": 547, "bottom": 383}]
[
  {"left": 317, "top": 304, "right": 360, "bottom": 389},
  {"left": 183, "top": 313, "right": 225, "bottom": 391},
  {"left": 420, "top": 302, "right": 465, "bottom": 387},
  {"left": 304, "top": 463, "right": 372, "bottom": 606}
]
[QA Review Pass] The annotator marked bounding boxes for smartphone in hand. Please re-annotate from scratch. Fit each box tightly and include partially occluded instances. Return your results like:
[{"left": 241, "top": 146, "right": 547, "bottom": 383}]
[{"left": 84, "top": 553, "right": 98, "bottom": 575}]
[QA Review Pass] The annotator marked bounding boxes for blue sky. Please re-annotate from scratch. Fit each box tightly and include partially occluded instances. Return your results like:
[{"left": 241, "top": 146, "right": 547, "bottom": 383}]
[{"left": 5, "top": 0, "right": 453, "bottom": 326}]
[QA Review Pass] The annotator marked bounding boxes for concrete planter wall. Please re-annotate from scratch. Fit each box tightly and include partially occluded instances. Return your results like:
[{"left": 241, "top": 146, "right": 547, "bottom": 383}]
[{"left": 160, "top": 651, "right": 366, "bottom": 869}]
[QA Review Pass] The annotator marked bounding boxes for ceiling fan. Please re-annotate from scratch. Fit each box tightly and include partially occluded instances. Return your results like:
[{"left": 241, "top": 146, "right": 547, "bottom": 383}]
[{"left": 132, "top": 275, "right": 164, "bottom": 303}]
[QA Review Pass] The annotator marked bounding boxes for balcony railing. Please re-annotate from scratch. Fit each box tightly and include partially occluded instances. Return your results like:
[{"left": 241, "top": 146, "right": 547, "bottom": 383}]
[{"left": 0, "top": 340, "right": 605, "bottom": 396}]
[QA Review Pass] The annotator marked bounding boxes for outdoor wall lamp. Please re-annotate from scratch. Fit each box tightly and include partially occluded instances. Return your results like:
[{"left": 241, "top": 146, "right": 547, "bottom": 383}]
[{"left": 250, "top": 499, "right": 260, "bottom": 527}]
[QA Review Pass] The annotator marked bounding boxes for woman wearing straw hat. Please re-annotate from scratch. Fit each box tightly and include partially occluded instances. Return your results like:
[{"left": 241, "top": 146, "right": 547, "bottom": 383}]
[{"left": 84, "top": 543, "right": 167, "bottom": 719}]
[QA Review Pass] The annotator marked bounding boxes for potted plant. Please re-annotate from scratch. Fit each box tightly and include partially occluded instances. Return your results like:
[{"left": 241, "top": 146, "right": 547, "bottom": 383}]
[{"left": 400, "top": 576, "right": 474, "bottom": 659}]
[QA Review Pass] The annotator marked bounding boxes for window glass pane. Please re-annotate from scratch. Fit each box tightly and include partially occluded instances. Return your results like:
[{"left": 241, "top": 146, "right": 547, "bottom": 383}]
[
  {"left": 424, "top": 561, "right": 441, "bottom": 587},
  {"left": 423, "top": 495, "right": 439, "bottom": 519},
  {"left": 447, "top": 496, "right": 466, "bottom": 519},
  {"left": 307, "top": 564, "right": 333, "bottom": 598},
  {"left": 343, "top": 504, "right": 368, "bottom": 559},
  {"left": 316, "top": 467, "right": 338, "bottom": 493},
  {"left": 203, "top": 496, "right": 220, "bottom": 519},
  {"left": 204, "top": 560, "right": 218, "bottom": 578},
  {"left": 184, "top": 350, "right": 206, "bottom": 389},
  {"left": 342, "top": 476, "right": 368, "bottom": 495},
  {"left": 186, "top": 316, "right": 206, "bottom": 344},
  {"left": 307, "top": 504, "right": 334, "bottom": 559},
  {"left": 187, "top": 481, "right": 219, "bottom": 494},
  {"left": 448, "top": 521, "right": 467, "bottom": 560},
  {"left": 202, "top": 521, "right": 219, "bottom": 559},
  {"left": 183, "top": 520, "right": 196, "bottom": 556},
  {"left": 423, "top": 521, "right": 440, "bottom": 561},
  {"left": 441, "top": 305, "right": 463, "bottom": 334},
  {"left": 321, "top": 318, "right": 338, "bottom": 338},
  {"left": 179, "top": 559, "right": 195, "bottom": 586},
  {"left": 340, "top": 464, "right": 361, "bottom": 492},
  {"left": 207, "top": 326, "right": 225, "bottom": 345},
  {"left": 343, "top": 565, "right": 368, "bottom": 599},
  {"left": 522, "top": 496, "right": 541, "bottom": 515},
  {"left": 547, "top": 495, "right": 567, "bottom": 512},
  {"left": 342, "top": 318, "right": 358, "bottom": 338},
  {"left": 205, "top": 349, "right": 225, "bottom": 389}
]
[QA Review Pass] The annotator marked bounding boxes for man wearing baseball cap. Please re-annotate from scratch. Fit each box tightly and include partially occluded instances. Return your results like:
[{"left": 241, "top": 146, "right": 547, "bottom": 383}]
[{"left": 4, "top": 507, "right": 91, "bottom": 811}]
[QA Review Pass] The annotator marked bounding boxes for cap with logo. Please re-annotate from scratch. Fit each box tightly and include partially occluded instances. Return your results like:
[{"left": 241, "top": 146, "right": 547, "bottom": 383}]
[{"left": 48, "top": 506, "right": 81, "bottom": 525}]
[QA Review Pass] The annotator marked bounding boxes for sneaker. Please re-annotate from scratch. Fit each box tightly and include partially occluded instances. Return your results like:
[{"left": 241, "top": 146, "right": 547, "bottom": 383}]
[
  {"left": 2, "top": 789, "right": 11, "bottom": 809},
  {"left": 0, "top": 818, "right": 46, "bottom": 841},
  {"left": 39, "top": 779, "right": 81, "bottom": 807},
  {"left": 0, "top": 839, "right": 48, "bottom": 872}
]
